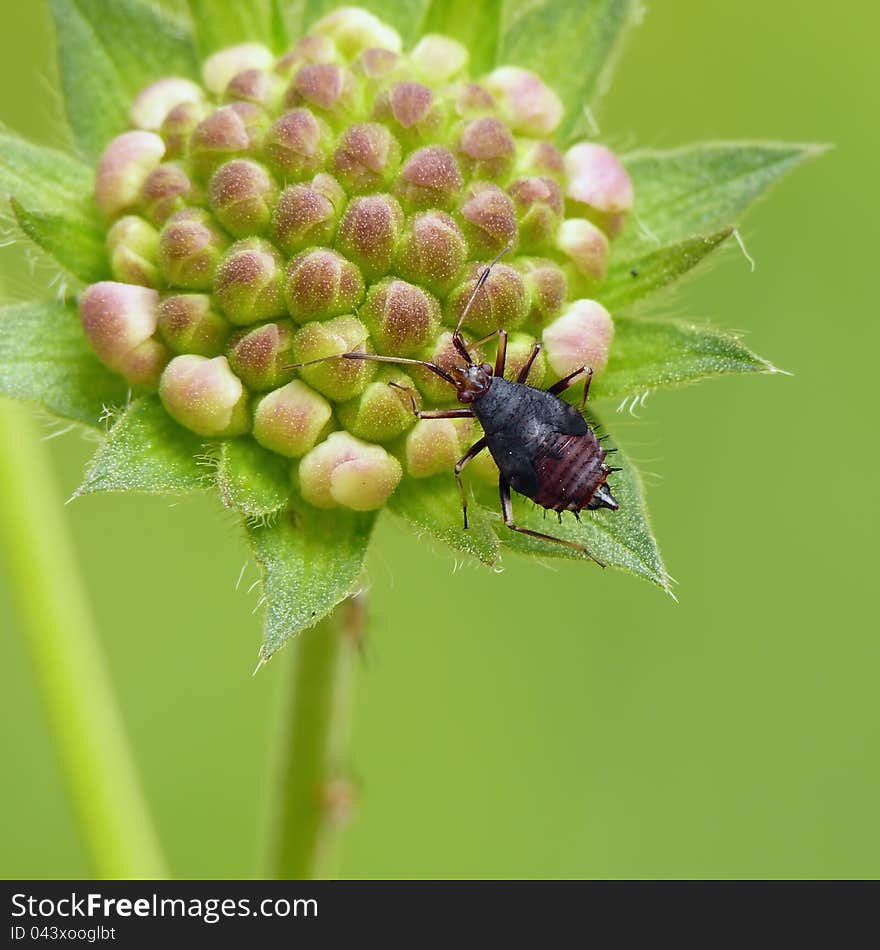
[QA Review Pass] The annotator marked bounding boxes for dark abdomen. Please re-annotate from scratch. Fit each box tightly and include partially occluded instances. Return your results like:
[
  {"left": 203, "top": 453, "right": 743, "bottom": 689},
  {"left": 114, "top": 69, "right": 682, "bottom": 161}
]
[{"left": 531, "top": 431, "right": 609, "bottom": 512}]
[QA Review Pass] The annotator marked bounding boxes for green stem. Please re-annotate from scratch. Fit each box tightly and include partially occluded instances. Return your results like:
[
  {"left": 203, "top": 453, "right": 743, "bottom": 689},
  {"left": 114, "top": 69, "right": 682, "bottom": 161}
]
[
  {"left": 0, "top": 401, "right": 167, "bottom": 878},
  {"left": 264, "top": 594, "right": 364, "bottom": 880}
]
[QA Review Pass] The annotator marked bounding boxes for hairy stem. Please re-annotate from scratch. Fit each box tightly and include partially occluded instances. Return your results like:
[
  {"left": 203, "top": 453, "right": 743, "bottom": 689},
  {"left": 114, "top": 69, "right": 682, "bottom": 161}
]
[
  {"left": 0, "top": 401, "right": 167, "bottom": 878},
  {"left": 264, "top": 593, "right": 364, "bottom": 879}
]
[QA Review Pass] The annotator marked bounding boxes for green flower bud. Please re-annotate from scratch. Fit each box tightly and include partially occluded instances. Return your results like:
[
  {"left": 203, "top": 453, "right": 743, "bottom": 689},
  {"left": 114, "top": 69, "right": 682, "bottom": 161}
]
[
  {"left": 287, "top": 63, "right": 358, "bottom": 121},
  {"left": 331, "top": 122, "right": 401, "bottom": 194},
  {"left": 271, "top": 173, "right": 345, "bottom": 255},
  {"left": 395, "top": 210, "right": 467, "bottom": 297},
  {"left": 519, "top": 258, "right": 568, "bottom": 326},
  {"left": 337, "top": 368, "right": 417, "bottom": 442},
  {"left": 360, "top": 278, "right": 441, "bottom": 355},
  {"left": 158, "top": 208, "right": 228, "bottom": 290},
  {"left": 159, "top": 354, "right": 249, "bottom": 436},
  {"left": 458, "top": 117, "right": 516, "bottom": 180},
  {"left": 130, "top": 77, "right": 205, "bottom": 131},
  {"left": 500, "top": 332, "right": 547, "bottom": 386},
  {"left": 276, "top": 35, "right": 339, "bottom": 79},
  {"left": 311, "top": 7, "right": 403, "bottom": 59},
  {"left": 284, "top": 248, "right": 365, "bottom": 322},
  {"left": 298, "top": 431, "right": 402, "bottom": 511},
  {"left": 226, "top": 320, "right": 295, "bottom": 391},
  {"left": 373, "top": 81, "right": 444, "bottom": 150},
  {"left": 356, "top": 47, "right": 400, "bottom": 84},
  {"left": 106, "top": 215, "right": 160, "bottom": 287},
  {"left": 188, "top": 103, "right": 267, "bottom": 179},
  {"left": 515, "top": 139, "right": 564, "bottom": 178},
  {"left": 215, "top": 238, "right": 286, "bottom": 325},
  {"left": 201, "top": 42, "right": 275, "bottom": 95},
  {"left": 485, "top": 66, "right": 564, "bottom": 136},
  {"left": 396, "top": 145, "right": 463, "bottom": 210},
  {"left": 292, "top": 315, "right": 375, "bottom": 401},
  {"left": 446, "top": 263, "right": 528, "bottom": 336},
  {"left": 208, "top": 159, "right": 278, "bottom": 237},
  {"left": 556, "top": 217, "right": 610, "bottom": 281},
  {"left": 95, "top": 131, "right": 165, "bottom": 220},
  {"left": 508, "top": 175, "right": 563, "bottom": 251},
  {"left": 252, "top": 380, "right": 333, "bottom": 457},
  {"left": 409, "top": 34, "right": 468, "bottom": 82},
  {"left": 542, "top": 299, "right": 614, "bottom": 379},
  {"left": 405, "top": 417, "right": 472, "bottom": 478},
  {"left": 141, "top": 162, "right": 201, "bottom": 225},
  {"left": 458, "top": 181, "right": 518, "bottom": 256},
  {"left": 157, "top": 293, "right": 230, "bottom": 356},
  {"left": 263, "top": 108, "right": 332, "bottom": 180},
  {"left": 160, "top": 99, "right": 211, "bottom": 160},
  {"left": 336, "top": 194, "right": 404, "bottom": 280},
  {"left": 224, "top": 69, "right": 285, "bottom": 110},
  {"left": 450, "top": 82, "right": 496, "bottom": 119},
  {"left": 564, "top": 142, "right": 634, "bottom": 237}
]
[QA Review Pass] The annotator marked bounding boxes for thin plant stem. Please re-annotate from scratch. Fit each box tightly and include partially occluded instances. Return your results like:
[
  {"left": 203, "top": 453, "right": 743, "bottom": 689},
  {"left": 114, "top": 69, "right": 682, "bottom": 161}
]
[
  {"left": 0, "top": 401, "right": 167, "bottom": 878},
  {"left": 264, "top": 593, "right": 364, "bottom": 879}
]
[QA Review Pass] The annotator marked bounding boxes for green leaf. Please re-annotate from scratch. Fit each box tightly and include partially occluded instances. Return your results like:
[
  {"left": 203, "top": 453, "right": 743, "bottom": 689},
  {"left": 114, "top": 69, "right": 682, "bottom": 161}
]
[
  {"left": 49, "top": 0, "right": 200, "bottom": 161},
  {"left": 498, "top": 0, "right": 639, "bottom": 141},
  {"left": 420, "top": 0, "right": 501, "bottom": 74},
  {"left": 593, "top": 315, "right": 777, "bottom": 402},
  {"left": 187, "top": 0, "right": 289, "bottom": 55},
  {"left": 599, "top": 228, "right": 732, "bottom": 314},
  {"left": 496, "top": 436, "right": 670, "bottom": 590},
  {"left": 77, "top": 395, "right": 208, "bottom": 495},
  {"left": 0, "top": 299, "right": 126, "bottom": 427},
  {"left": 11, "top": 198, "right": 108, "bottom": 286},
  {"left": 389, "top": 473, "right": 500, "bottom": 566},
  {"left": 247, "top": 500, "right": 375, "bottom": 658},
  {"left": 215, "top": 437, "right": 291, "bottom": 517},
  {"left": 617, "top": 142, "right": 826, "bottom": 258}
]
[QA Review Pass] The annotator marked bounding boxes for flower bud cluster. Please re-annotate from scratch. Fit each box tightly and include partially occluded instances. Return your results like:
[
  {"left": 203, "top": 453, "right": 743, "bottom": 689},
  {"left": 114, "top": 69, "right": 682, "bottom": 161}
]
[{"left": 79, "top": 6, "right": 632, "bottom": 512}]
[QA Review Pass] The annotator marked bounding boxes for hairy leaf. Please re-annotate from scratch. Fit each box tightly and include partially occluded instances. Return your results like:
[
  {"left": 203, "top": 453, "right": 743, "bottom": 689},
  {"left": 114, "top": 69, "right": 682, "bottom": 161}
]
[
  {"left": 216, "top": 438, "right": 291, "bottom": 517},
  {"left": 594, "top": 315, "right": 777, "bottom": 402},
  {"left": 77, "top": 395, "right": 208, "bottom": 495},
  {"left": 187, "top": 0, "right": 289, "bottom": 55},
  {"left": 420, "top": 0, "right": 502, "bottom": 74},
  {"left": 247, "top": 500, "right": 375, "bottom": 658},
  {"left": 389, "top": 473, "right": 500, "bottom": 566},
  {"left": 0, "top": 299, "right": 125, "bottom": 427},
  {"left": 49, "top": 0, "right": 200, "bottom": 160},
  {"left": 498, "top": 0, "right": 639, "bottom": 141}
]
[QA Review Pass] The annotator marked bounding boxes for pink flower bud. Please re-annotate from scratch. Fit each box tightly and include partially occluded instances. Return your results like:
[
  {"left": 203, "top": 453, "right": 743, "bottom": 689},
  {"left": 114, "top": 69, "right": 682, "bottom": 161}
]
[
  {"left": 374, "top": 81, "right": 443, "bottom": 149},
  {"left": 515, "top": 140, "right": 565, "bottom": 178},
  {"left": 271, "top": 173, "right": 345, "bottom": 255},
  {"left": 542, "top": 299, "right": 614, "bottom": 379},
  {"left": 158, "top": 208, "right": 228, "bottom": 290},
  {"left": 141, "top": 162, "right": 201, "bottom": 225},
  {"left": 276, "top": 35, "right": 338, "bottom": 79},
  {"left": 188, "top": 103, "right": 267, "bottom": 179},
  {"left": 252, "top": 380, "right": 333, "bottom": 457},
  {"left": 458, "top": 182, "right": 518, "bottom": 256},
  {"left": 451, "top": 82, "right": 496, "bottom": 119},
  {"left": 446, "top": 263, "right": 528, "bottom": 336},
  {"left": 159, "top": 354, "right": 250, "bottom": 436},
  {"left": 458, "top": 117, "right": 516, "bottom": 179},
  {"left": 298, "top": 431, "right": 402, "bottom": 511},
  {"left": 331, "top": 122, "right": 401, "bottom": 194},
  {"left": 564, "top": 144, "right": 634, "bottom": 236},
  {"left": 409, "top": 35, "right": 468, "bottom": 82},
  {"left": 485, "top": 66, "right": 563, "bottom": 136},
  {"left": 406, "top": 418, "right": 472, "bottom": 478},
  {"left": 408, "top": 330, "right": 481, "bottom": 403},
  {"left": 160, "top": 100, "right": 211, "bottom": 160},
  {"left": 130, "top": 77, "right": 205, "bottom": 131},
  {"left": 395, "top": 210, "right": 468, "bottom": 297},
  {"left": 519, "top": 258, "right": 568, "bottom": 325},
  {"left": 501, "top": 332, "right": 546, "bottom": 387},
  {"left": 288, "top": 63, "right": 356, "bottom": 117},
  {"left": 337, "top": 368, "right": 417, "bottom": 442},
  {"left": 556, "top": 218, "right": 610, "bottom": 281},
  {"left": 157, "top": 294, "right": 230, "bottom": 356},
  {"left": 227, "top": 320, "right": 295, "bottom": 391},
  {"left": 94, "top": 131, "right": 165, "bottom": 219},
  {"left": 224, "top": 69, "right": 284, "bottom": 109},
  {"left": 508, "top": 176, "right": 563, "bottom": 250},
  {"left": 356, "top": 47, "right": 400, "bottom": 82},
  {"left": 106, "top": 215, "right": 160, "bottom": 287},
  {"left": 360, "top": 278, "right": 441, "bottom": 356},
  {"left": 208, "top": 159, "right": 278, "bottom": 237},
  {"left": 263, "top": 108, "right": 332, "bottom": 180},
  {"left": 214, "top": 238, "right": 286, "bottom": 325},
  {"left": 285, "top": 249, "right": 365, "bottom": 323},
  {"left": 292, "top": 315, "right": 375, "bottom": 402},
  {"left": 336, "top": 194, "right": 404, "bottom": 280},
  {"left": 311, "top": 7, "right": 402, "bottom": 58},
  {"left": 396, "top": 146, "right": 463, "bottom": 211},
  {"left": 202, "top": 43, "right": 275, "bottom": 95}
]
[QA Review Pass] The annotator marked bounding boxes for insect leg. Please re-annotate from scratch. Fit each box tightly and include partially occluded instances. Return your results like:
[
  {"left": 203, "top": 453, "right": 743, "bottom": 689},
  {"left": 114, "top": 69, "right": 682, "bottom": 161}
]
[
  {"left": 455, "top": 437, "right": 488, "bottom": 530},
  {"left": 386, "top": 383, "right": 474, "bottom": 421},
  {"left": 287, "top": 352, "right": 456, "bottom": 386},
  {"left": 546, "top": 365, "right": 594, "bottom": 409},
  {"left": 516, "top": 342, "right": 543, "bottom": 383},
  {"left": 452, "top": 242, "right": 514, "bottom": 360},
  {"left": 457, "top": 328, "right": 509, "bottom": 377},
  {"left": 498, "top": 477, "right": 606, "bottom": 567}
]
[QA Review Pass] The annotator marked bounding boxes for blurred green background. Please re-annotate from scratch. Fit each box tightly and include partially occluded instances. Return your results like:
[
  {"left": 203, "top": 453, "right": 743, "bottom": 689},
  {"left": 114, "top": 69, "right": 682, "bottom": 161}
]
[{"left": 1, "top": 1, "right": 877, "bottom": 879}]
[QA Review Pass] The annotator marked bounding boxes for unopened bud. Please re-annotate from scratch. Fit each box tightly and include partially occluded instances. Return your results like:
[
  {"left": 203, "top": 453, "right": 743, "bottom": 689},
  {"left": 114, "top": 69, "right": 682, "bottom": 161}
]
[
  {"left": 276, "top": 35, "right": 338, "bottom": 79},
  {"left": 215, "top": 238, "right": 286, "bottom": 325},
  {"left": 556, "top": 217, "right": 609, "bottom": 281},
  {"left": 224, "top": 69, "right": 284, "bottom": 109},
  {"left": 288, "top": 63, "right": 357, "bottom": 119},
  {"left": 409, "top": 34, "right": 468, "bottom": 82},
  {"left": 360, "top": 278, "right": 440, "bottom": 356},
  {"left": 331, "top": 122, "right": 401, "bottom": 194},
  {"left": 542, "top": 299, "right": 614, "bottom": 379},
  {"left": 263, "top": 108, "right": 332, "bottom": 180},
  {"left": 189, "top": 103, "right": 266, "bottom": 179},
  {"left": 271, "top": 173, "right": 345, "bottom": 255},
  {"left": 564, "top": 143, "right": 634, "bottom": 236},
  {"left": 95, "top": 131, "right": 165, "bottom": 219},
  {"left": 396, "top": 146, "right": 463, "bottom": 211},
  {"left": 298, "top": 431, "right": 402, "bottom": 511},
  {"left": 292, "top": 315, "right": 375, "bottom": 401},
  {"left": 515, "top": 139, "right": 564, "bottom": 178},
  {"left": 158, "top": 208, "right": 228, "bottom": 290},
  {"left": 336, "top": 194, "right": 404, "bottom": 280},
  {"left": 458, "top": 117, "right": 515, "bottom": 179},
  {"left": 357, "top": 47, "right": 400, "bottom": 83},
  {"left": 406, "top": 418, "right": 472, "bottom": 478},
  {"left": 485, "top": 66, "right": 563, "bottom": 136},
  {"left": 285, "top": 249, "right": 365, "bottom": 322},
  {"left": 159, "top": 354, "right": 249, "bottom": 436},
  {"left": 202, "top": 43, "right": 275, "bottom": 95},
  {"left": 395, "top": 210, "right": 467, "bottom": 297},
  {"left": 227, "top": 320, "right": 295, "bottom": 391},
  {"left": 157, "top": 293, "right": 229, "bottom": 356},
  {"left": 130, "top": 77, "right": 204, "bottom": 131},
  {"left": 160, "top": 100, "right": 211, "bottom": 160},
  {"left": 311, "top": 7, "right": 402, "bottom": 58},
  {"left": 208, "top": 159, "right": 278, "bottom": 237},
  {"left": 252, "top": 380, "right": 332, "bottom": 457},
  {"left": 458, "top": 182, "right": 518, "bottom": 256},
  {"left": 451, "top": 82, "right": 496, "bottom": 119},
  {"left": 374, "top": 81, "right": 443, "bottom": 149},
  {"left": 106, "top": 215, "right": 160, "bottom": 287},
  {"left": 141, "top": 162, "right": 201, "bottom": 225},
  {"left": 446, "top": 263, "right": 528, "bottom": 336},
  {"left": 337, "top": 368, "right": 417, "bottom": 442},
  {"left": 501, "top": 332, "right": 546, "bottom": 387},
  {"left": 508, "top": 176, "right": 563, "bottom": 250},
  {"left": 519, "top": 258, "right": 567, "bottom": 325}
]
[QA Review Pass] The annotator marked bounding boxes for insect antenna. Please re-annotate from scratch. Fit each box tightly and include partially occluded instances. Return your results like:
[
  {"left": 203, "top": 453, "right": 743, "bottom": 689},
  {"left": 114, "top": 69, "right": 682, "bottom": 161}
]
[{"left": 451, "top": 241, "right": 513, "bottom": 364}]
